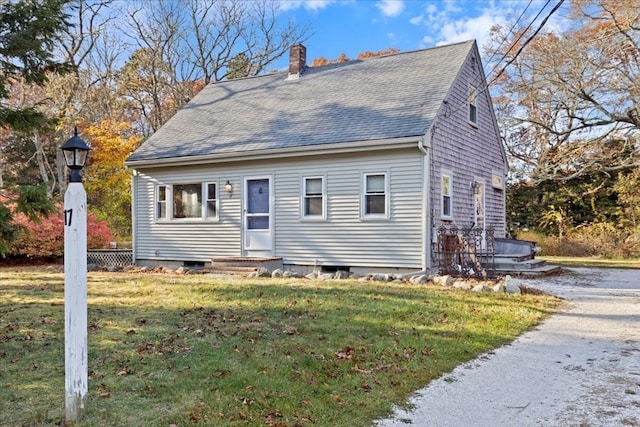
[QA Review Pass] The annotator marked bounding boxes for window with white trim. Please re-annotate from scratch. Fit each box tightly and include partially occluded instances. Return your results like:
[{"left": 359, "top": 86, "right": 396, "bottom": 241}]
[
  {"left": 302, "top": 176, "right": 325, "bottom": 218},
  {"left": 441, "top": 171, "right": 453, "bottom": 219},
  {"left": 155, "top": 182, "right": 220, "bottom": 221},
  {"left": 469, "top": 85, "right": 478, "bottom": 125},
  {"left": 363, "top": 172, "right": 388, "bottom": 218},
  {"left": 157, "top": 185, "right": 168, "bottom": 219},
  {"left": 205, "top": 182, "right": 218, "bottom": 219}
]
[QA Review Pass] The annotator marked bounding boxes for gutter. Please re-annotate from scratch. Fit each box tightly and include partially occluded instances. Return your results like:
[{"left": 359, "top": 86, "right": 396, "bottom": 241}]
[{"left": 125, "top": 136, "right": 422, "bottom": 170}]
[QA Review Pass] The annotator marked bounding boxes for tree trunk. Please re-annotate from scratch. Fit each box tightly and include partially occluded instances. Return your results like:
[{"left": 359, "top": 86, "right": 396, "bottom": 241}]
[{"left": 33, "top": 130, "right": 57, "bottom": 197}]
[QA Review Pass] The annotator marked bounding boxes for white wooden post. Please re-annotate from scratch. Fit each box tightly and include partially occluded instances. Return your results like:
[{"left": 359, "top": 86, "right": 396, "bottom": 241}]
[{"left": 64, "top": 181, "right": 88, "bottom": 421}]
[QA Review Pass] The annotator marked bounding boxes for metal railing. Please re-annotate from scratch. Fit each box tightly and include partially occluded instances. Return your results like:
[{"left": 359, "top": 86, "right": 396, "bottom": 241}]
[{"left": 435, "top": 225, "right": 495, "bottom": 279}]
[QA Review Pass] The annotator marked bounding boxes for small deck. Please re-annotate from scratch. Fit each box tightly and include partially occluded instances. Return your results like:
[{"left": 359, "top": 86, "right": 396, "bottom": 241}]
[{"left": 436, "top": 227, "right": 561, "bottom": 278}]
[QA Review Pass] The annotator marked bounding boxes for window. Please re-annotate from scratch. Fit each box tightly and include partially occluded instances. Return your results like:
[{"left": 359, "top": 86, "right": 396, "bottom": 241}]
[
  {"left": 363, "top": 173, "right": 388, "bottom": 218},
  {"left": 302, "top": 176, "right": 324, "bottom": 218},
  {"left": 206, "top": 182, "right": 218, "bottom": 219},
  {"left": 155, "top": 182, "right": 221, "bottom": 221},
  {"left": 441, "top": 171, "right": 452, "bottom": 219},
  {"left": 157, "top": 185, "right": 168, "bottom": 219},
  {"left": 469, "top": 85, "right": 478, "bottom": 125},
  {"left": 172, "top": 183, "right": 202, "bottom": 219}
]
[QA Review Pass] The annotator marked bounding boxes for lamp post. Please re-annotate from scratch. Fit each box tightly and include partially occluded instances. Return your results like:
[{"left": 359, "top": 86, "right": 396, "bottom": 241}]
[{"left": 60, "top": 127, "right": 91, "bottom": 422}]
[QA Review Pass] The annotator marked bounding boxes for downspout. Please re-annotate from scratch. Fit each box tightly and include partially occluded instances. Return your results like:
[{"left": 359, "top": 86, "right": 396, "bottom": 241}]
[
  {"left": 130, "top": 169, "right": 138, "bottom": 265},
  {"left": 418, "top": 131, "right": 431, "bottom": 272}
]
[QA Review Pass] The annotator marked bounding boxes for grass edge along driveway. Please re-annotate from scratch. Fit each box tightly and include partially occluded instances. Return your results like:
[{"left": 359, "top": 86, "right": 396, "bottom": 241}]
[{"left": 0, "top": 268, "right": 562, "bottom": 426}]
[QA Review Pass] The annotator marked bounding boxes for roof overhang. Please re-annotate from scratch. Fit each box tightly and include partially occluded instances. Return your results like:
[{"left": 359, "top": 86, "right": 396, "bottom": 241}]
[{"left": 125, "top": 135, "right": 425, "bottom": 170}]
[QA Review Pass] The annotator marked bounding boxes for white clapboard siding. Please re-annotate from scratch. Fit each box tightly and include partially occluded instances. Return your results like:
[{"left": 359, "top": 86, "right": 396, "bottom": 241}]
[
  {"left": 133, "top": 167, "right": 243, "bottom": 261},
  {"left": 132, "top": 148, "right": 425, "bottom": 268}
]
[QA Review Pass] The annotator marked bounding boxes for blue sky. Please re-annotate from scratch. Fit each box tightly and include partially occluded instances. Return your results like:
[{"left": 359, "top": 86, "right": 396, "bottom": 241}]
[{"left": 276, "top": 0, "right": 569, "bottom": 69}]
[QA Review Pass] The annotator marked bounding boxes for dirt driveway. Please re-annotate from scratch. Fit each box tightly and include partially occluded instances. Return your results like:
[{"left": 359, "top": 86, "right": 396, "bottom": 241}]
[{"left": 375, "top": 268, "right": 640, "bottom": 427}]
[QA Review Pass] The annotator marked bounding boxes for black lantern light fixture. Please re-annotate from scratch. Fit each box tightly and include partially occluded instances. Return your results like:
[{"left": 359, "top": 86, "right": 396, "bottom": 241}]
[
  {"left": 225, "top": 180, "right": 233, "bottom": 194},
  {"left": 60, "top": 127, "right": 91, "bottom": 183}
]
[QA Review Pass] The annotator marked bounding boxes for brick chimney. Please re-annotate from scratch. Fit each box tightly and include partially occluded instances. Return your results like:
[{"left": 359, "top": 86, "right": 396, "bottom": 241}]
[{"left": 288, "top": 43, "right": 306, "bottom": 77}]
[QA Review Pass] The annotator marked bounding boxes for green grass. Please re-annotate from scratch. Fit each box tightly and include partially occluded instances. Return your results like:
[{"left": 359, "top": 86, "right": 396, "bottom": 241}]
[
  {"left": 540, "top": 256, "right": 640, "bottom": 269},
  {"left": 0, "top": 267, "right": 561, "bottom": 426}
]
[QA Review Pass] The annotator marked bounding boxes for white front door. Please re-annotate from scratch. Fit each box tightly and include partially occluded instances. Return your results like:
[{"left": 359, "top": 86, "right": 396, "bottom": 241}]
[{"left": 243, "top": 177, "right": 272, "bottom": 254}]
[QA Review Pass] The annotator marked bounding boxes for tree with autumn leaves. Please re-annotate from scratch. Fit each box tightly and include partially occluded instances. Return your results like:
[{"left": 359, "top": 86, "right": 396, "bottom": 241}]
[
  {"left": 487, "top": 0, "right": 639, "bottom": 183},
  {"left": 0, "top": 0, "right": 308, "bottom": 257},
  {"left": 1, "top": 0, "right": 639, "bottom": 258},
  {"left": 487, "top": 0, "right": 640, "bottom": 252},
  {"left": 83, "top": 120, "right": 141, "bottom": 238}
]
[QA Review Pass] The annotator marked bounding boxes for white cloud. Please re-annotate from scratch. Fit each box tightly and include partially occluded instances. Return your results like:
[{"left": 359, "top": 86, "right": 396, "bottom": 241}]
[
  {"left": 279, "top": 0, "right": 336, "bottom": 12},
  {"left": 438, "top": 13, "right": 506, "bottom": 49},
  {"left": 376, "top": 0, "right": 404, "bottom": 18},
  {"left": 409, "top": 14, "right": 423, "bottom": 26},
  {"left": 414, "top": 2, "right": 509, "bottom": 51},
  {"left": 421, "top": 35, "right": 435, "bottom": 45}
]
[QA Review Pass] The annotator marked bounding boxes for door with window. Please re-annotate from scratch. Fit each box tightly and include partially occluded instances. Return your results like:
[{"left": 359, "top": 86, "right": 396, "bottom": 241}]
[
  {"left": 243, "top": 177, "right": 272, "bottom": 254},
  {"left": 474, "top": 180, "right": 486, "bottom": 249}
]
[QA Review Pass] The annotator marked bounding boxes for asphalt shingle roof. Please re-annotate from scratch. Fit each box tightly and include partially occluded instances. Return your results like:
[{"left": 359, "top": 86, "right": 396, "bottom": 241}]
[{"left": 126, "top": 40, "right": 475, "bottom": 163}]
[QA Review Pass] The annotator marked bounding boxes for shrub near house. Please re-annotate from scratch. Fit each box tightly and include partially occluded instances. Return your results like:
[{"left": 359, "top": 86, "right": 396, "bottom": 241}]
[{"left": 8, "top": 202, "right": 113, "bottom": 258}]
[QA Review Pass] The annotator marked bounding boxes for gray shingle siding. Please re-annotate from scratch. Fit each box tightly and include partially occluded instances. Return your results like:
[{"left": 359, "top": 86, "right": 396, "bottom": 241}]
[{"left": 429, "top": 47, "right": 506, "bottom": 236}]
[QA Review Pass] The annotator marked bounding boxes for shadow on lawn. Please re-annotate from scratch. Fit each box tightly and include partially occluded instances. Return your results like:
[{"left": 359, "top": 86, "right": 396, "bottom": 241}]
[{"left": 1, "top": 272, "right": 558, "bottom": 426}]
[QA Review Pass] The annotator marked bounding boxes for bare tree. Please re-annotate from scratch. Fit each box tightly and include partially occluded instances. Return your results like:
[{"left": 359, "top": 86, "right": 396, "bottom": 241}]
[
  {"left": 486, "top": 0, "right": 640, "bottom": 183},
  {"left": 120, "top": 0, "right": 310, "bottom": 131}
]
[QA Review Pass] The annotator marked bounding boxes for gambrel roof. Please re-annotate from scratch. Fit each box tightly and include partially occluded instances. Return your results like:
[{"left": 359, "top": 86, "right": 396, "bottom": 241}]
[{"left": 126, "top": 40, "right": 477, "bottom": 165}]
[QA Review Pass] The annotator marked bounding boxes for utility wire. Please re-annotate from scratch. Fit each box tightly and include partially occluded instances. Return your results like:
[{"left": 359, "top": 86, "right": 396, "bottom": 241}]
[
  {"left": 485, "top": 0, "right": 536, "bottom": 71},
  {"left": 487, "top": 0, "right": 565, "bottom": 88},
  {"left": 443, "top": 0, "right": 566, "bottom": 118}
]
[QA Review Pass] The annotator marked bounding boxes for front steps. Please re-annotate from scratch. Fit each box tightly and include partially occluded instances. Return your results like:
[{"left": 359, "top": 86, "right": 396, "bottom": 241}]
[
  {"left": 486, "top": 255, "right": 561, "bottom": 276},
  {"left": 207, "top": 257, "right": 283, "bottom": 275}
]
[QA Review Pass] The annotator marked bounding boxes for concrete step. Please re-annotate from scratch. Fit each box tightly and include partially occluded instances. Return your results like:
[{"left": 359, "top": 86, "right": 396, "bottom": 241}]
[
  {"left": 494, "top": 254, "right": 537, "bottom": 262},
  {"left": 205, "top": 265, "right": 258, "bottom": 275},
  {"left": 209, "top": 257, "right": 283, "bottom": 275},
  {"left": 495, "top": 263, "right": 562, "bottom": 276},
  {"left": 480, "top": 254, "right": 561, "bottom": 276},
  {"left": 491, "top": 258, "right": 549, "bottom": 270}
]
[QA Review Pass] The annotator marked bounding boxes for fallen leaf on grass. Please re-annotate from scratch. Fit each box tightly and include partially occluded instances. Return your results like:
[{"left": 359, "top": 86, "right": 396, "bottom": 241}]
[
  {"left": 280, "top": 326, "right": 297, "bottom": 335},
  {"left": 335, "top": 346, "right": 354, "bottom": 361}
]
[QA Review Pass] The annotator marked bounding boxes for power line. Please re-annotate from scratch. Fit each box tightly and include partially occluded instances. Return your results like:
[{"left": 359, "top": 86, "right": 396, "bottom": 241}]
[
  {"left": 487, "top": 0, "right": 565, "bottom": 88},
  {"left": 442, "top": 0, "right": 566, "bottom": 119},
  {"left": 485, "top": 0, "right": 536, "bottom": 69}
]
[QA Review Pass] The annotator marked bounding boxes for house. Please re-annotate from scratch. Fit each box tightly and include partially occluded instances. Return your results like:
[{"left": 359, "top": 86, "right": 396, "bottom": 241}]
[{"left": 125, "top": 40, "right": 508, "bottom": 275}]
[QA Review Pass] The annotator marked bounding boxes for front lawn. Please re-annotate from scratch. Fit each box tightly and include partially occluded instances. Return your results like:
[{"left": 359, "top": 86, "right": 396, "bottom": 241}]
[{"left": 0, "top": 268, "right": 561, "bottom": 426}]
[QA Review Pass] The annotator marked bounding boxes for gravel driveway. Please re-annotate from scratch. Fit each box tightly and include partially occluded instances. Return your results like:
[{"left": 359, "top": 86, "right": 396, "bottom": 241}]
[{"left": 375, "top": 268, "right": 640, "bottom": 427}]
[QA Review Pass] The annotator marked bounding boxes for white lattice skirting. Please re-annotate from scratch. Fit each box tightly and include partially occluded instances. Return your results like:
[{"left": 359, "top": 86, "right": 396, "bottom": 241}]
[{"left": 87, "top": 250, "right": 133, "bottom": 266}]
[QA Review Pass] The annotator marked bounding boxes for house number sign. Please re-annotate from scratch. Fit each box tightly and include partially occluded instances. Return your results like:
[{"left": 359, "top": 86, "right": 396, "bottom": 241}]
[{"left": 64, "top": 209, "right": 73, "bottom": 226}]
